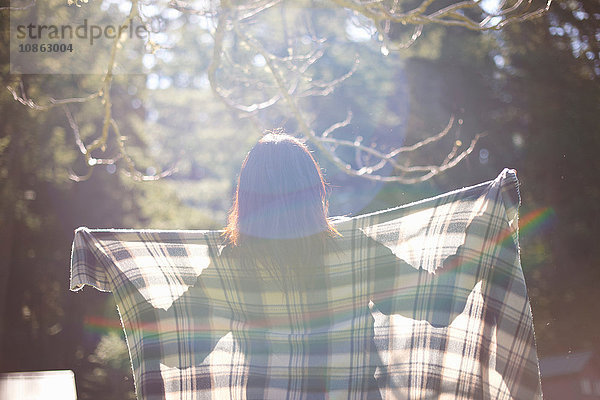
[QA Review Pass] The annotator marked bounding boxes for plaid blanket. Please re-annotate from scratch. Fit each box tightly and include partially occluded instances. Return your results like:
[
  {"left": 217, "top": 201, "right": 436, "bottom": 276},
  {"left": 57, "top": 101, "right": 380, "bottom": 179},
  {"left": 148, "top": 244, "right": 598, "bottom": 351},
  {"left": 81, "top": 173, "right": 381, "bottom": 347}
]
[{"left": 70, "top": 168, "right": 542, "bottom": 399}]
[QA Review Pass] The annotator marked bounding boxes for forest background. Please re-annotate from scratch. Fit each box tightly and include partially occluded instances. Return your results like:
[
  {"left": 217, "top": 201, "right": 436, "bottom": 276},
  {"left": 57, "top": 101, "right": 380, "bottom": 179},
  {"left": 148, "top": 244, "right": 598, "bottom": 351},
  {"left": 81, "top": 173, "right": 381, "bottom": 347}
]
[{"left": 0, "top": 0, "right": 598, "bottom": 398}]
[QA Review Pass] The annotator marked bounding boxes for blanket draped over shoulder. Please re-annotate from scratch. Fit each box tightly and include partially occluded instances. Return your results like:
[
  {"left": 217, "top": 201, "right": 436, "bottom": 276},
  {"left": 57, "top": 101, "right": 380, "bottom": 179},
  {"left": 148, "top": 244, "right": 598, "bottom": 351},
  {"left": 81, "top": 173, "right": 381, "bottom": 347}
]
[{"left": 70, "top": 168, "right": 542, "bottom": 400}]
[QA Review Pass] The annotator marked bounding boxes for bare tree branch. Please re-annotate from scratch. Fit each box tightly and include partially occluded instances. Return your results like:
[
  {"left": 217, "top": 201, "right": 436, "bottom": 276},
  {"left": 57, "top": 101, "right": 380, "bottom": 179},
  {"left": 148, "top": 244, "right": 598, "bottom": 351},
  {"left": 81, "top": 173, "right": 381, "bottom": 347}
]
[
  {"left": 297, "top": 58, "right": 359, "bottom": 97},
  {"left": 110, "top": 119, "right": 178, "bottom": 181},
  {"left": 331, "top": 0, "right": 551, "bottom": 32},
  {"left": 7, "top": 81, "right": 100, "bottom": 111},
  {"left": 63, "top": 105, "right": 87, "bottom": 155},
  {"left": 322, "top": 111, "right": 353, "bottom": 138},
  {"left": 9, "top": 0, "right": 547, "bottom": 183},
  {"left": 9, "top": 0, "right": 174, "bottom": 182},
  {"left": 167, "top": 0, "right": 215, "bottom": 16},
  {"left": 208, "top": 3, "right": 488, "bottom": 183}
]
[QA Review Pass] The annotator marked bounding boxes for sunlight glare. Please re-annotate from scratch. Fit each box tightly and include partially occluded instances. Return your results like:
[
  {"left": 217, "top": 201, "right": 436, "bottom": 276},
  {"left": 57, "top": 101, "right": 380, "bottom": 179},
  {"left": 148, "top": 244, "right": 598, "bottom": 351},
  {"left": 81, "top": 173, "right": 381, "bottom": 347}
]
[{"left": 345, "top": 16, "right": 375, "bottom": 42}]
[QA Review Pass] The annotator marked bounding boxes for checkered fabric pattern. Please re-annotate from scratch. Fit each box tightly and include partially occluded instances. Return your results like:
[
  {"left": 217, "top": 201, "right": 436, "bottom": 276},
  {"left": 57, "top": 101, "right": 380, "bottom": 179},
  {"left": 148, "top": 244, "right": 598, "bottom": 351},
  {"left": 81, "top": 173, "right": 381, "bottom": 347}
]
[{"left": 70, "top": 168, "right": 542, "bottom": 399}]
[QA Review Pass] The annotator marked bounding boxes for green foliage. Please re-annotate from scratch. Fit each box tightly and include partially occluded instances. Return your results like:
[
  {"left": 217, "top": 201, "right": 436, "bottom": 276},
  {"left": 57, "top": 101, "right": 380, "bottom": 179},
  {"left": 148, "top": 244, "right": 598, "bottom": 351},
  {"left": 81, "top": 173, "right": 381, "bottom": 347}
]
[
  {"left": 497, "top": 8, "right": 600, "bottom": 355},
  {"left": 77, "top": 332, "right": 136, "bottom": 400}
]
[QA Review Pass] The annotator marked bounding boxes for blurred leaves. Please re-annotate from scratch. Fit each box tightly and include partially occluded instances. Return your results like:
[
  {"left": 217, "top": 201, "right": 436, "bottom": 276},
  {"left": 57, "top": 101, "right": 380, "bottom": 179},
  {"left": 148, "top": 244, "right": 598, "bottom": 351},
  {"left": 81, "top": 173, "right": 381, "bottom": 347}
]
[{"left": 78, "top": 332, "right": 136, "bottom": 400}]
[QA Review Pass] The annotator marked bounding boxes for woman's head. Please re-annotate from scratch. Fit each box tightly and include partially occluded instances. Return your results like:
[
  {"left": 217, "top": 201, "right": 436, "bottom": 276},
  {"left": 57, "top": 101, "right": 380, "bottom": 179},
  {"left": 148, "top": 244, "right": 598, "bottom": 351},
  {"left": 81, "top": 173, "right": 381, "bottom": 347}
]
[{"left": 225, "top": 132, "right": 337, "bottom": 244}]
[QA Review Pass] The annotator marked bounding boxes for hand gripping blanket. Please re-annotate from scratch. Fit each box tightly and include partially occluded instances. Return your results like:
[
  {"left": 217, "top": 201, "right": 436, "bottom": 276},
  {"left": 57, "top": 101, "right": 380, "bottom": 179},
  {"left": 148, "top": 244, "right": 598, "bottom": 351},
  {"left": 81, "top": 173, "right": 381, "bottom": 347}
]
[{"left": 70, "top": 168, "right": 542, "bottom": 400}]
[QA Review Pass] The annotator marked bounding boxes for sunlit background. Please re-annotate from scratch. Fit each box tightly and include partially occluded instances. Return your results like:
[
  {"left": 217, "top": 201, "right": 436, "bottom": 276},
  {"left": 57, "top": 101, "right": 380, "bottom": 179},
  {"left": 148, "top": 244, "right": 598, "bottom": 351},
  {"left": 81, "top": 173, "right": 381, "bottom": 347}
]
[{"left": 1, "top": 0, "right": 599, "bottom": 398}]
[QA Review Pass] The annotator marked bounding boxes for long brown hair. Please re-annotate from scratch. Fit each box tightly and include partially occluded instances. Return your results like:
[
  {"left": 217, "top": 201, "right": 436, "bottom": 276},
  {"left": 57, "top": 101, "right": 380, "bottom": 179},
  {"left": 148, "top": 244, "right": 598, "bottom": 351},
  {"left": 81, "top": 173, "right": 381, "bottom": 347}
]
[{"left": 223, "top": 132, "right": 339, "bottom": 288}]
